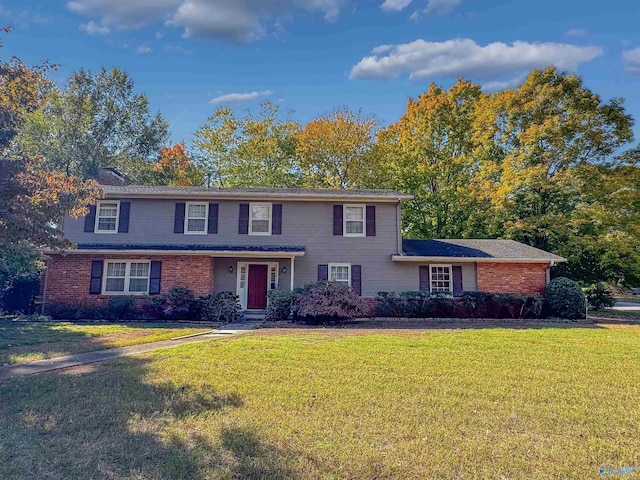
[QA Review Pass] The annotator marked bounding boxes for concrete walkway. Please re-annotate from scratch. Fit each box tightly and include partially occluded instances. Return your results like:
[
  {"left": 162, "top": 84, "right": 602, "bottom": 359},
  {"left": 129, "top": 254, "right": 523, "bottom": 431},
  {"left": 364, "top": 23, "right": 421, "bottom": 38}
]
[
  {"left": 0, "top": 321, "right": 263, "bottom": 382},
  {"left": 613, "top": 302, "right": 640, "bottom": 312}
]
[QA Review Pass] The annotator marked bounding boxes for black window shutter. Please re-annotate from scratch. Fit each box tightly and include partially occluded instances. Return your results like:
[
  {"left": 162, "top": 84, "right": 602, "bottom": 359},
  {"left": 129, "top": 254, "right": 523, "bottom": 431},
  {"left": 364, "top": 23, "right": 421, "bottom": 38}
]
[
  {"left": 89, "top": 260, "right": 103, "bottom": 294},
  {"left": 149, "top": 261, "right": 162, "bottom": 295},
  {"left": 84, "top": 205, "right": 96, "bottom": 232},
  {"left": 366, "top": 205, "right": 376, "bottom": 236},
  {"left": 118, "top": 202, "right": 130, "bottom": 233},
  {"left": 208, "top": 203, "right": 219, "bottom": 234},
  {"left": 419, "top": 266, "right": 430, "bottom": 292},
  {"left": 239, "top": 203, "right": 249, "bottom": 234},
  {"left": 272, "top": 204, "right": 282, "bottom": 235},
  {"left": 318, "top": 264, "right": 328, "bottom": 282},
  {"left": 452, "top": 266, "right": 463, "bottom": 293},
  {"left": 351, "top": 265, "right": 362, "bottom": 295},
  {"left": 333, "top": 205, "right": 343, "bottom": 235},
  {"left": 174, "top": 203, "right": 185, "bottom": 234}
]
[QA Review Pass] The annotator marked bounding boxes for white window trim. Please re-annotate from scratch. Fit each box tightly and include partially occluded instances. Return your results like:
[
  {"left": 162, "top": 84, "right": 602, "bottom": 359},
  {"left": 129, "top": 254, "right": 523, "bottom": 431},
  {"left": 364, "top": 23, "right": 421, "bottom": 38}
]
[
  {"left": 328, "top": 263, "right": 351, "bottom": 287},
  {"left": 184, "top": 201, "right": 209, "bottom": 235},
  {"left": 343, "top": 204, "right": 366, "bottom": 237},
  {"left": 102, "top": 260, "right": 151, "bottom": 295},
  {"left": 429, "top": 264, "right": 453, "bottom": 293},
  {"left": 249, "top": 202, "right": 272, "bottom": 236},
  {"left": 94, "top": 200, "right": 120, "bottom": 234}
]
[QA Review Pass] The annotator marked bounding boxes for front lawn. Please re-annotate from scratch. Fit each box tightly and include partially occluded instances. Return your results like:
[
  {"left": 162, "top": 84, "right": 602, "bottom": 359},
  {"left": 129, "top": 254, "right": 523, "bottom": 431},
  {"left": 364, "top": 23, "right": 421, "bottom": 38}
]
[
  {"left": 0, "top": 322, "right": 212, "bottom": 365},
  {"left": 1, "top": 325, "right": 639, "bottom": 478}
]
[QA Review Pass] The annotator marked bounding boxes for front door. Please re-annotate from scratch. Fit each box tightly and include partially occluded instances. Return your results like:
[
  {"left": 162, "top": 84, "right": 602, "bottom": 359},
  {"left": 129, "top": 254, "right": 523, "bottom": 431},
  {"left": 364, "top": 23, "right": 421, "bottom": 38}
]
[{"left": 247, "top": 264, "right": 268, "bottom": 309}]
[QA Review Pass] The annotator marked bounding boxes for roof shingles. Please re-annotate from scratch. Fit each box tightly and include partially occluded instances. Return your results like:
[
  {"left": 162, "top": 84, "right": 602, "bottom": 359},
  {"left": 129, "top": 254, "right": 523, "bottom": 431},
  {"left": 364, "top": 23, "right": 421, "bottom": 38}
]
[{"left": 401, "top": 239, "right": 565, "bottom": 261}]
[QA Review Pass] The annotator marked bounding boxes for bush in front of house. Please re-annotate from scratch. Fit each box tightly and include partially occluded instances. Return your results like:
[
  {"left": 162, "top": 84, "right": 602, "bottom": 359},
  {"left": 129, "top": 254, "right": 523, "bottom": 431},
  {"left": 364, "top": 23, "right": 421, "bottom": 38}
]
[
  {"left": 544, "top": 277, "right": 587, "bottom": 319},
  {"left": 265, "top": 289, "right": 295, "bottom": 321},
  {"left": 0, "top": 274, "right": 40, "bottom": 314},
  {"left": 199, "top": 292, "right": 242, "bottom": 323},
  {"left": 106, "top": 296, "right": 137, "bottom": 320},
  {"left": 375, "top": 291, "right": 544, "bottom": 319},
  {"left": 292, "top": 281, "right": 368, "bottom": 324},
  {"left": 585, "top": 283, "right": 616, "bottom": 310},
  {"left": 163, "top": 287, "right": 198, "bottom": 320}
]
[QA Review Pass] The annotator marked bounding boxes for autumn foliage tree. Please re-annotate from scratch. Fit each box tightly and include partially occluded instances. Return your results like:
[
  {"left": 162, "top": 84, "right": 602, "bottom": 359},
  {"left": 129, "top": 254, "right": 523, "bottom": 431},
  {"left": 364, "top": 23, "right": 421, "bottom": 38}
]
[
  {"left": 142, "top": 142, "right": 203, "bottom": 186},
  {"left": 296, "top": 108, "right": 382, "bottom": 189}
]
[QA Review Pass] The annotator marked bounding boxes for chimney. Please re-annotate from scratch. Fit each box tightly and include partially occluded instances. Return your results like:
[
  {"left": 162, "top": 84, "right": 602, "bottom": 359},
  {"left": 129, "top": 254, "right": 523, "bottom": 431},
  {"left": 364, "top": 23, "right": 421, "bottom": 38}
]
[{"left": 97, "top": 168, "right": 126, "bottom": 186}]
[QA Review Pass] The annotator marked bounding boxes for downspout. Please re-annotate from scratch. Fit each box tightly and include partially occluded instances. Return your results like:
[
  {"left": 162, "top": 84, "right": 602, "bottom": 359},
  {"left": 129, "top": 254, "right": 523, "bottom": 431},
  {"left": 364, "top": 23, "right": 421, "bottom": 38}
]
[
  {"left": 396, "top": 200, "right": 402, "bottom": 255},
  {"left": 40, "top": 259, "right": 49, "bottom": 315}
]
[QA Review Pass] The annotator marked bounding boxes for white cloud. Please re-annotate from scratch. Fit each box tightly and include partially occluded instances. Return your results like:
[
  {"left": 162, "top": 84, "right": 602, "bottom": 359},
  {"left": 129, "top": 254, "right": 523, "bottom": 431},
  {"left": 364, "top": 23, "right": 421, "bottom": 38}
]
[
  {"left": 350, "top": 38, "right": 603, "bottom": 81},
  {"left": 482, "top": 74, "right": 526, "bottom": 91},
  {"left": 79, "top": 20, "right": 110, "bottom": 35},
  {"left": 136, "top": 45, "right": 153, "bottom": 54},
  {"left": 565, "top": 28, "right": 587, "bottom": 37},
  {"left": 623, "top": 47, "right": 640, "bottom": 75},
  {"left": 410, "top": 0, "right": 461, "bottom": 20},
  {"left": 68, "top": 0, "right": 179, "bottom": 28},
  {"left": 209, "top": 90, "right": 273, "bottom": 104},
  {"left": 424, "top": 0, "right": 461, "bottom": 14},
  {"left": 380, "top": 0, "right": 413, "bottom": 13},
  {"left": 68, "top": 0, "right": 348, "bottom": 43}
]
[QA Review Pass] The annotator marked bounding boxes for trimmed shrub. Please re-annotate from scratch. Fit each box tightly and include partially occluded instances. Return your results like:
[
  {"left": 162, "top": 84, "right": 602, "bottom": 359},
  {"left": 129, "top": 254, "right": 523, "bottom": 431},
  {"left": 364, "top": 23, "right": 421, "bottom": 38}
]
[
  {"left": 544, "top": 277, "right": 587, "bottom": 319},
  {"left": 266, "top": 289, "right": 294, "bottom": 321},
  {"left": 292, "top": 282, "right": 367, "bottom": 324},
  {"left": 199, "top": 292, "right": 241, "bottom": 323},
  {"left": 15, "top": 313, "right": 52, "bottom": 322},
  {"left": 586, "top": 283, "right": 616, "bottom": 310},
  {"left": 45, "top": 302, "right": 81, "bottom": 320},
  {"left": 106, "top": 296, "right": 137, "bottom": 320},
  {"left": 140, "top": 296, "right": 167, "bottom": 320},
  {"left": 376, "top": 291, "right": 544, "bottom": 319},
  {"left": 164, "top": 287, "right": 197, "bottom": 320},
  {"left": 1, "top": 274, "right": 40, "bottom": 314}
]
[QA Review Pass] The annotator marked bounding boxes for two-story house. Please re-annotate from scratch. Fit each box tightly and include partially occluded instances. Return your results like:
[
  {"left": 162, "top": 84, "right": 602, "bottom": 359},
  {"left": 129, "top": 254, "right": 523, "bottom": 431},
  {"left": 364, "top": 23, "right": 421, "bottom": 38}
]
[{"left": 42, "top": 171, "right": 565, "bottom": 311}]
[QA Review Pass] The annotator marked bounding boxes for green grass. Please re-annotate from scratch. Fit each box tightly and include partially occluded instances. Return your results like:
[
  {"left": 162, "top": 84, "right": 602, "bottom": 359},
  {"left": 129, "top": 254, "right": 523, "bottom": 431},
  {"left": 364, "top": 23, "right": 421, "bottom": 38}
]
[
  {"left": 0, "top": 322, "right": 211, "bottom": 365},
  {"left": 1, "top": 325, "right": 640, "bottom": 479},
  {"left": 615, "top": 296, "right": 640, "bottom": 304}
]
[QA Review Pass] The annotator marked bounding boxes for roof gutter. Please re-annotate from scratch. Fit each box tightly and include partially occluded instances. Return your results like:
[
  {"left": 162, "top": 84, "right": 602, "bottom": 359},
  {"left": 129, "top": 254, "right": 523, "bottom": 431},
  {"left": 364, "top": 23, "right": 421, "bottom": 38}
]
[
  {"left": 45, "top": 249, "right": 306, "bottom": 258},
  {"left": 103, "top": 191, "right": 414, "bottom": 203},
  {"left": 391, "top": 255, "right": 567, "bottom": 263}
]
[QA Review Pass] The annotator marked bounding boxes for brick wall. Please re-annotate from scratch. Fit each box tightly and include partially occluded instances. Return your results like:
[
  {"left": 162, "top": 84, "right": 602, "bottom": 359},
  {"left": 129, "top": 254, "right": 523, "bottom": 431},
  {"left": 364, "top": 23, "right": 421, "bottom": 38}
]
[
  {"left": 44, "top": 254, "right": 215, "bottom": 306},
  {"left": 476, "top": 262, "right": 548, "bottom": 295}
]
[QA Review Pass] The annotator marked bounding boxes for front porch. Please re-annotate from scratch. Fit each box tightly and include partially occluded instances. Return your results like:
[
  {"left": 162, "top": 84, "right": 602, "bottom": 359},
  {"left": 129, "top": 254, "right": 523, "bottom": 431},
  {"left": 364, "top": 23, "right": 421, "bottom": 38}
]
[{"left": 212, "top": 250, "right": 303, "bottom": 311}]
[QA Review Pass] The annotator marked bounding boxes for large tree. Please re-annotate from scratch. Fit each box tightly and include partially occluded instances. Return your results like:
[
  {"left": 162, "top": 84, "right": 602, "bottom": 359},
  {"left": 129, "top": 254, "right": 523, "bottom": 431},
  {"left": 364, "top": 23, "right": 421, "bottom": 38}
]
[
  {"left": 381, "top": 80, "right": 484, "bottom": 238},
  {"left": 140, "top": 141, "right": 203, "bottom": 186},
  {"left": 194, "top": 101, "right": 300, "bottom": 187},
  {"left": 18, "top": 67, "right": 168, "bottom": 180},
  {"left": 296, "top": 108, "right": 382, "bottom": 189},
  {"left": 472, "top": 67, "right": 634, "bottom": 251}
]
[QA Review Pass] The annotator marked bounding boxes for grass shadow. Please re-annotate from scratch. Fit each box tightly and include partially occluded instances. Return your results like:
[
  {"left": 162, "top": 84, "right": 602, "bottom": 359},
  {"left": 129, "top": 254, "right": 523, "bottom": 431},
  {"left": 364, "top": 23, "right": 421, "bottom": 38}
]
[{"left": 0, "top": 354, "right": 298, "bottom": 479}]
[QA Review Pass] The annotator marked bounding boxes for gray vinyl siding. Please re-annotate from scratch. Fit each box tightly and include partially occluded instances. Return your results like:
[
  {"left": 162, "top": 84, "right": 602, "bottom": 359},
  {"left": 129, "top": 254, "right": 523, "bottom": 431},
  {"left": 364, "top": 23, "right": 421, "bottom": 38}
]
[{"left": 63, "top": 198, "right": 477, "bottom": 296}]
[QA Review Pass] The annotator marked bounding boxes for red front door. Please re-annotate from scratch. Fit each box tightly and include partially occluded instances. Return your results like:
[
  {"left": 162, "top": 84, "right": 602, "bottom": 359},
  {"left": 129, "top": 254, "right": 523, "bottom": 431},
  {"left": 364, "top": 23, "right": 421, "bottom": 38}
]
[{"left": 247, "top": 264, "right": 268, "bottom": 309}]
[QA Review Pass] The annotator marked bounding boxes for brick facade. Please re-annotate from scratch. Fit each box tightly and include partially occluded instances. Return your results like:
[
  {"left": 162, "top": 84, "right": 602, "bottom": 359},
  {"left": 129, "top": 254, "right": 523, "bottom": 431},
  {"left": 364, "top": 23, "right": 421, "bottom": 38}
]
[
  {"left": 44, "top": 254, "right": 215, "bottom": 306},
  {"left": 476, "top": 262, "right": 548, "bottom": 295}
]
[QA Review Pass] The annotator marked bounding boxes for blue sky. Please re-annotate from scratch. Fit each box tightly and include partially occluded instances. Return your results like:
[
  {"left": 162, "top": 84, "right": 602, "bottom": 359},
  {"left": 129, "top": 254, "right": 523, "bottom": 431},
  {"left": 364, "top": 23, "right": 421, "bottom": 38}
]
[{"left": 2, "top": 0, "right": 640, "bottom": 145}]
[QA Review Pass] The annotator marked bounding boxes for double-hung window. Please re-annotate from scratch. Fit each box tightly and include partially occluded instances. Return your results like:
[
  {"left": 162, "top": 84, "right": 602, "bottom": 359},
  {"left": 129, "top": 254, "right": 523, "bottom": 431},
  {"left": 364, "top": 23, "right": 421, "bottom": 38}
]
[
  {"left": 429, "top": 264, "right": 452, "bottom": 293},
  {"left": 249, "top": 203, "right": 272, "bottom": 235},
  {"left": 95, "top": 201, "right": 120, "bottom": 233},
  {"left": 344, "top": 205, "right": 365, "bottom": 237},
  {"left": 103, "top": 260, "right": 150, "bottom": 295},
  {"left": 329, "top": 263, "right": 351, "bottom": 287},
  {"left": 185, "top": 202, "right": 208, "bottom": 234}
]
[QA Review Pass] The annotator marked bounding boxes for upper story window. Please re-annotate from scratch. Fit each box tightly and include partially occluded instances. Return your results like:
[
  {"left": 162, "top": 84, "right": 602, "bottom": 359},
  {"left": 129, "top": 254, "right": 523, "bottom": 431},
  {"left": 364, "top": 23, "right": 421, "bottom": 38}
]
[
  {"left": 329, "top": 263, "right": 351, "bottom": 287},
  {"left": 249, "top": 203, "right": 272, "bottom": 235},
  {"left": 95, "top": 201, "right": 120, "bottom": 233},
  {"left": 344, "top": 205, "right": 365, "bottom": 237},
  {"left": 103, "top": 260, "right": 150, "bottom": 295},
  {"left": 185, "top": 202, "right": 208, "bottom": 234},
  {"left": 430, "top": 264, "right": 452, "bottom": 292}
]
